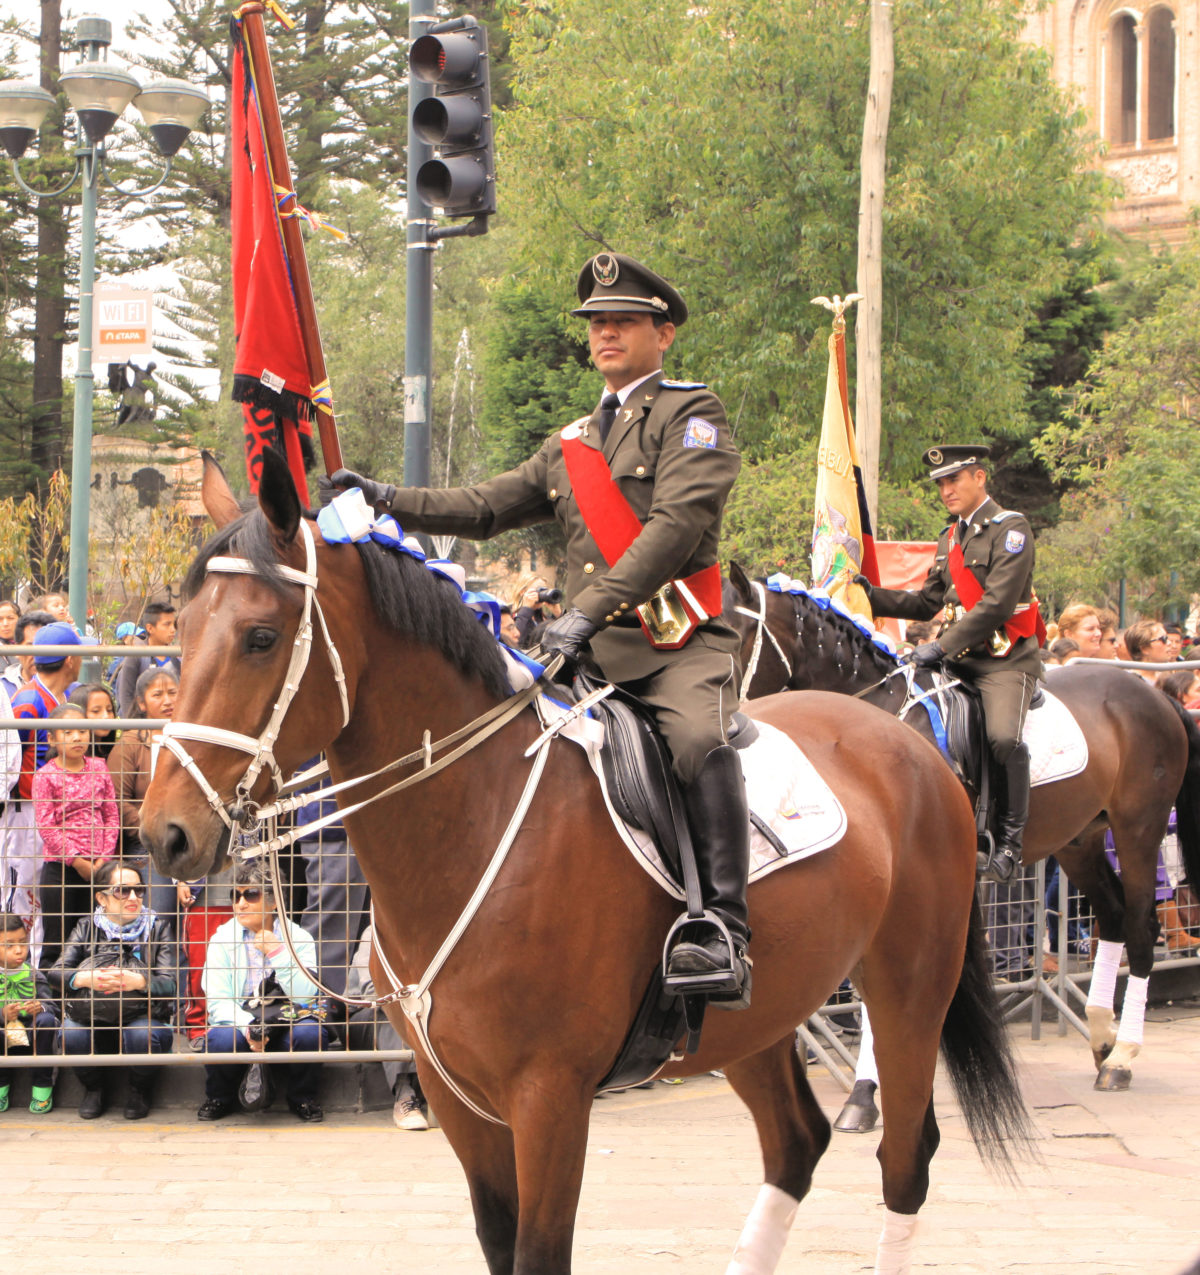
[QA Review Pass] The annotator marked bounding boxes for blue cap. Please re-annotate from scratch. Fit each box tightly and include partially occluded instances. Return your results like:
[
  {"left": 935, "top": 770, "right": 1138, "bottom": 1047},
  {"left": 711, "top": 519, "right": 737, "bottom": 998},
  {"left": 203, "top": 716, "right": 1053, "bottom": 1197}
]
[
  {"left": 115, "top": 622, "right": 137, "bottom": 639},
  {"left": 33, "top": 621, "right": 99, "bottom": 666}
]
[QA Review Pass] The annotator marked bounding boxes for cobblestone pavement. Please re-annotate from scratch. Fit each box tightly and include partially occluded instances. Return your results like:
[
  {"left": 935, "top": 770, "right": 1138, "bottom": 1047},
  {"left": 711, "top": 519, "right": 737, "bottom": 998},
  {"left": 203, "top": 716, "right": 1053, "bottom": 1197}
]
[{"left": 6, "top": 1004, "right": 1199, "bottom": 1273}]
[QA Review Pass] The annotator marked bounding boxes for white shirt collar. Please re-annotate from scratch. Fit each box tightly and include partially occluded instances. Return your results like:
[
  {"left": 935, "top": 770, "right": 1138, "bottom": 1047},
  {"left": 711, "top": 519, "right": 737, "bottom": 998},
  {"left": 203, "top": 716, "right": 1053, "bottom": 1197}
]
[{"left": 607, "top": 369, "right": 661, "bottom": 407}]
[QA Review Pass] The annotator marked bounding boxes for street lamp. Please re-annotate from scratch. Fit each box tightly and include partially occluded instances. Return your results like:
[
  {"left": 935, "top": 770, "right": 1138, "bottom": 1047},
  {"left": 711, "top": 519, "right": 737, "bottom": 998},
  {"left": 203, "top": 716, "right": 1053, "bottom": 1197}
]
[{"left": 2, "top": 14, "right": 210, "bottom": 633}]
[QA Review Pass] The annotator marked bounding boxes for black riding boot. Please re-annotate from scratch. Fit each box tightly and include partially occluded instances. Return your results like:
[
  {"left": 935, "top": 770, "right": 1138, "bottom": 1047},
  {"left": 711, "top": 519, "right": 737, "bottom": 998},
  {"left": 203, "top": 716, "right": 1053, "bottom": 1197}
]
[
  {"left": 664, "top": 745, "right": 752, "bottom": 1008},
  {"left": 979, "top": 743, "right": 1030, "bottom": 885}
]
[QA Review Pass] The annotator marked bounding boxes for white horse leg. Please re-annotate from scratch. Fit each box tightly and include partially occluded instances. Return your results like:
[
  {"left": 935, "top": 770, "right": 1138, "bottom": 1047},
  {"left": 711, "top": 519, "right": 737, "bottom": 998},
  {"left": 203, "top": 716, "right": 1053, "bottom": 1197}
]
[
  {"left": 725, "top": 1184, "right": 799, "bottom": 1275},
  {"left": 1085, "top": 938, "right": 1123, "bottom": 1066},
  {"left": 874, "top": 1209, "right": 921, "bottom": 1275},
  {"left": 834, "top": 1001, "right": 880, "bottom": 1132}
]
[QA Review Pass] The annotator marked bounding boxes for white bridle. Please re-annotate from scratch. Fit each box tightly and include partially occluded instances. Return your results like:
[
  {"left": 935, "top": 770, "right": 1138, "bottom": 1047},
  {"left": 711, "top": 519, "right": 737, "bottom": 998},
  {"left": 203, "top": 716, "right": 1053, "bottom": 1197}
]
[
  {"left": 160, "top": 518, "right": 350, "bottom": 829},
  {"left": 734, "top": 580, "right": 795, "bottom": 703}
]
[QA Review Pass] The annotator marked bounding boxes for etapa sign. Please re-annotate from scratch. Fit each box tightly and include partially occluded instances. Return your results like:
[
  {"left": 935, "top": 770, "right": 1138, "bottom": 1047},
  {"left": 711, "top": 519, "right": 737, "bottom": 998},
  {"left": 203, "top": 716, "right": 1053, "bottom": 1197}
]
[{"left": 94, "top": 284, "right": 155, "bottom": 360}]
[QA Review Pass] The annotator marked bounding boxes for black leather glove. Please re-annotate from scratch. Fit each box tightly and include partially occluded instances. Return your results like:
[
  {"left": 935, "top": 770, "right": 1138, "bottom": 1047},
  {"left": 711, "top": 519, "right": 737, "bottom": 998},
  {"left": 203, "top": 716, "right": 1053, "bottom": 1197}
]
[
  {"left": 328, "top": 468, "right": 397, "bottom": 512},
  {"left": 912, "top": 640, "right": 945, "bottom": 669},
  {"left": 539, "top": 607, "right": 599, "bottom": 667},
  {"left": 852, "top": 574, "right": 873, "bottom": 598}
]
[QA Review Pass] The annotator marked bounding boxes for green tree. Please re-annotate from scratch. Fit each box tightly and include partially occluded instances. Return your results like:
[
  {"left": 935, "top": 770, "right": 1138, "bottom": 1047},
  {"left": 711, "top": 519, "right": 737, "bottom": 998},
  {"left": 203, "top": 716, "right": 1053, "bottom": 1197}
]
[
  {"left": 1036, "top": 228, "right": 1200, "bottom": 612},
  {"left": 497, "top": 0, "right": 1109, "bottom": 482}
]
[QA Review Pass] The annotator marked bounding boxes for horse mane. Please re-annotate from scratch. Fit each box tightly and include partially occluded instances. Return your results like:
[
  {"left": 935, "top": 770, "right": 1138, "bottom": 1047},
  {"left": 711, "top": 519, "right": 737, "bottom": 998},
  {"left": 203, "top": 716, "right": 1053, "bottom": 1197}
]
[
  {"left": 185, "top": 509, "right": 512, "bottom": 700},
  {"left": 791, "top": 587, "right": 898, "bottom": 683}
]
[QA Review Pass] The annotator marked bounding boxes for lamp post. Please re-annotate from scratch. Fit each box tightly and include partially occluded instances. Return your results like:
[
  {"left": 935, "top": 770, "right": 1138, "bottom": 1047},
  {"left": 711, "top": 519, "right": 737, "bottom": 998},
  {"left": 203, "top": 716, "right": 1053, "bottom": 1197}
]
[{"left": 0, "top": 15, "right": 209, "bottom": 632}]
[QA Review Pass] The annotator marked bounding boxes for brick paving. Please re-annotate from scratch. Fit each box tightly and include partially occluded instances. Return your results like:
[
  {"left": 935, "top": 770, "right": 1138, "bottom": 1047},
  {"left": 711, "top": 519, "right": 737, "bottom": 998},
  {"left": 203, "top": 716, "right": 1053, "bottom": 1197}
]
[{"left": 5, "top": 1004, "right": 1199, "bottom": 1273}]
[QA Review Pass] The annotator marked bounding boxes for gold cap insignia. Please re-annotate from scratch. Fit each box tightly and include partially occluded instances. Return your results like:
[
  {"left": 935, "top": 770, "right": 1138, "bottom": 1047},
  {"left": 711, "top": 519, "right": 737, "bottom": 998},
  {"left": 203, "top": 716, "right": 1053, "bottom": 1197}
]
[
  {"left": 927, "top": 448, "right": 943, "bottom": 465},
  {"left": 592, "top": 253, "right": 619, "bottom": 287}
]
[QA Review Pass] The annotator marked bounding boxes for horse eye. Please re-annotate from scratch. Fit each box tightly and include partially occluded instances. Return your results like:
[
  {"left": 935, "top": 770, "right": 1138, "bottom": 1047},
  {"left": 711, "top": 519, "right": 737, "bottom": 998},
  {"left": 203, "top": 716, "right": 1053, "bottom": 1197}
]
[{"left": 245, "top": 627, "right": 277, "bottom": 654}]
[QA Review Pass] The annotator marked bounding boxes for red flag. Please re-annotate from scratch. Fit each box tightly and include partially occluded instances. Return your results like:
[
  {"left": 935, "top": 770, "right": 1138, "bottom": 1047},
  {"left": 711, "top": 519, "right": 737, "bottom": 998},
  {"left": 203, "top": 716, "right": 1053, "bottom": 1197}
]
[{"left": 230, "top": 16, "right": 313, "bottom": 502}]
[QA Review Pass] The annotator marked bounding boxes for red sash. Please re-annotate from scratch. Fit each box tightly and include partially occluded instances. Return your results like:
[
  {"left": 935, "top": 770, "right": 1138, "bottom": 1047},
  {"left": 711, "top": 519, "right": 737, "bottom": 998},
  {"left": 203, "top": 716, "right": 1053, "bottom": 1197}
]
[
  {"left": 947, "top": 541, "right": 1046, "bottom": 649},
  {"left": 560, "top": 427, "right": 721, "bottom": 647}
]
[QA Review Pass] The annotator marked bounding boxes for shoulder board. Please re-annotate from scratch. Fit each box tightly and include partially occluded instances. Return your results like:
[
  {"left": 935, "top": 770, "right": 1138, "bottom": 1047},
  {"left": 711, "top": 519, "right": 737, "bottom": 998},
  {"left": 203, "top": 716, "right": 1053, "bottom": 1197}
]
[
  {"left": 658, "top": 378, "right": 707, "bottom": 390},
  {"left": 991, "top": 510, "right": 1022, "bottom": 523}
]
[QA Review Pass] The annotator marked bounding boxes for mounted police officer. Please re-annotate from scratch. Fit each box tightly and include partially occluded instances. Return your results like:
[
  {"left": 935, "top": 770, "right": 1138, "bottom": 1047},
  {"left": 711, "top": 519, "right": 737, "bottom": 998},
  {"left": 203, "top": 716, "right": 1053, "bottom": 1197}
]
[
  {"left": 331, "top": 252, "right": 751, "bottom": 1006},
  {"left": 857, "top": 445, "right": 1043, "bottom": 884}
]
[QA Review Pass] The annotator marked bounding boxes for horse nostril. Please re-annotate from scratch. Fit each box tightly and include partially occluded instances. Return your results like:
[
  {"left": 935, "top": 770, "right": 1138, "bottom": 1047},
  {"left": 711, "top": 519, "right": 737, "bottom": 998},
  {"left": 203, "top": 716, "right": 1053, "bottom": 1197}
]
[{"left": 163, "top": 821, "right": 190, "bottom": 866}]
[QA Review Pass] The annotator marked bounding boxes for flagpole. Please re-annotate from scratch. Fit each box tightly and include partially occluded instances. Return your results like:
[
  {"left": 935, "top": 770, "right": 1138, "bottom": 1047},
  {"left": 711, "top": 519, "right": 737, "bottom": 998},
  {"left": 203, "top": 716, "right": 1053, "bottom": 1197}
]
[{"left": 237, "top": 2, "right": 344, "bottom": 476}]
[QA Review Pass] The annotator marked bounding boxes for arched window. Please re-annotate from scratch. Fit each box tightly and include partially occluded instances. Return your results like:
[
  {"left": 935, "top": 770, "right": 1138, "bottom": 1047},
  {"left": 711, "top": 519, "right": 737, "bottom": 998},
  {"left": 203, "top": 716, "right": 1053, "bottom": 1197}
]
[
  {"left": 1103, "top": 6, "right": 1177, "bottom": 148},
  {"left": 1146, "top": 7, "right": 1175, "bottom": 141}
]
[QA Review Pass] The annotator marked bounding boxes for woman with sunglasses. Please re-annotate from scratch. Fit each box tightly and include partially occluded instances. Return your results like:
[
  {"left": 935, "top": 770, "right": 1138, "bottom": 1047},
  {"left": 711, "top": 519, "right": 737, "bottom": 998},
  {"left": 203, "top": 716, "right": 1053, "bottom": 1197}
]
[
  {"left": 1124, "top": 618, "right": 1173, "bottom": 682},
  {"left": 198, "top": 859, "right": 328, "bottom": 1123},
  {"left": 47, "top": 860, "right": 178, "bottom": 1119}
]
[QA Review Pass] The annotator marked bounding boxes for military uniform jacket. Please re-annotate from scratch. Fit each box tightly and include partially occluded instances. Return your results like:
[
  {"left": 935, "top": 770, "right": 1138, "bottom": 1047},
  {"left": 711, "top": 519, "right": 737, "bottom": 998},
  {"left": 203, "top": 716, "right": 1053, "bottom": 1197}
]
[
  {"left": 869, "top": 496, "right": 1043, "bottom": 679},
  {"left": 386, "top": 378, "right": 742, "bottom": 683}
]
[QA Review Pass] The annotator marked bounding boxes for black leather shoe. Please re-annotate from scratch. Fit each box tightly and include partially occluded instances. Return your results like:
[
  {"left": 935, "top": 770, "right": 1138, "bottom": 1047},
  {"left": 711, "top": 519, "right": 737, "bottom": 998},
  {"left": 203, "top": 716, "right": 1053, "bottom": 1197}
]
[
  {"left": 124, "top": 1090, "right": 152, "bottom": 1121},
  {"left": 980, "top": 845, "right": 1019, "bottom": 885},
  {"left": 78, "top": 1087, "right": 106, "bottom": 1120},
  {"left": 288, "top": 1099, "right": 324, "bottom": 1123},
  {"left": 667, "top": 933, "right": 736, "bottom": 975},
  {"left": 197, "top": 1097, "right": 238, "bottom": 1121}
]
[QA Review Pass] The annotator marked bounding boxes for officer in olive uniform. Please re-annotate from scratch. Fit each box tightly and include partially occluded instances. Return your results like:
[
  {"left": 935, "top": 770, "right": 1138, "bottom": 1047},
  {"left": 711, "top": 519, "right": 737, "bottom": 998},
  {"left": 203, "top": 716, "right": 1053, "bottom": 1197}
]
[
  {"left": 332, "top": 252, "right": 750, "bottom": 1004},
  {"left": 857, "top": 445, "right": 1043, "bottom": 884}
]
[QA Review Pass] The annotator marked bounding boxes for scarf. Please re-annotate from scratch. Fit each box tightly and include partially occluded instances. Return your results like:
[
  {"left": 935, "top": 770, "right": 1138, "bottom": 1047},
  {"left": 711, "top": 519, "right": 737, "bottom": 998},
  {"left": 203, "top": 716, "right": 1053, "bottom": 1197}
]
[{"left": 92, "top": 905, "right": 157, "bottom": 948}]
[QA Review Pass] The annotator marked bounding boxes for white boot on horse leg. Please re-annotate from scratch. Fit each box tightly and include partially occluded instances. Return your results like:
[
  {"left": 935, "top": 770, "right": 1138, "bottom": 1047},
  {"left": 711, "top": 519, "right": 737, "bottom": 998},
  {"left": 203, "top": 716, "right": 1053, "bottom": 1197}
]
[
  {"left": 1096, "top": 972, "right": 1147, "bottom": 1092},
  {"left": 725, "top": 1184, "right": 799, "bottom": 1275},
  {"left": 1085, "top": 938, "right": 1123, "bottom": 1068},
  {"left": 874, "top": 1209, "right": 920, "bottom": 1275},
  {"left": 834, "top": 1001, "right": 880, "bottom": 1134}
]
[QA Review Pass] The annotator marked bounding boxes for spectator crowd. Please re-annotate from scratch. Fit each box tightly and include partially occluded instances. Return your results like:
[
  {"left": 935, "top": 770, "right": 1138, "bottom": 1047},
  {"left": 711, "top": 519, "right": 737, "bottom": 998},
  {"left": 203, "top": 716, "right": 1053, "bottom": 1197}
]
[{"left": 2, "top": 579, "right": 1198, "bottom": 1125}]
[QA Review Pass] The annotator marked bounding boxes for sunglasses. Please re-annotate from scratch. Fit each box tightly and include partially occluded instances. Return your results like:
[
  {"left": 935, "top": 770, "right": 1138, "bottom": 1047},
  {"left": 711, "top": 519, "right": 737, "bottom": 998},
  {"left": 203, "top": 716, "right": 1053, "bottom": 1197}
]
[
  {"left": 1150, "top": 635, "right": 1169, "bottom": 644},
  {"left": 106, "top": 884, "right": 145, "bottom": 899},
  {"left": 233, "top": 888, "right": 266, "bottom": 904}
]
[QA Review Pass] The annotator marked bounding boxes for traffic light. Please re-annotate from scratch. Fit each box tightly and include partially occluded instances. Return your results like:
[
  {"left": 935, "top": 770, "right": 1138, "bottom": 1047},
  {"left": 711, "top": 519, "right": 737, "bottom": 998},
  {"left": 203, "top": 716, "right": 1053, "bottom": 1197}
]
[{"left": 410, "top": 20, "right": 496, "bottom": 219}]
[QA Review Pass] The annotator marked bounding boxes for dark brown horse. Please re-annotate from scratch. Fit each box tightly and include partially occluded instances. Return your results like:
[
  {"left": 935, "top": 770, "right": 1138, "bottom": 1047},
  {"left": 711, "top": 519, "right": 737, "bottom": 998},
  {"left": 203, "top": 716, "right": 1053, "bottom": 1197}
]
[
  {"left": 724, "top": 563, "right": 1200, "bottom": 1092},
  {"left": 140, "top": 452, "right": 1029, "bottom": 1275}
]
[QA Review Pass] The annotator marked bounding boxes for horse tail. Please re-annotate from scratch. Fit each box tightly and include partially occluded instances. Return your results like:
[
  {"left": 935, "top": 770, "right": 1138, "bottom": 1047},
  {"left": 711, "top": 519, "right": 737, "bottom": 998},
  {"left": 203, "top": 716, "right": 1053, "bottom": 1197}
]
[
  {"left": 1163, "top": 694, "right": 1200, "bottom": 892},
  {"left": 938, "top": 892, "right": 1036, "bottom": 1177}
]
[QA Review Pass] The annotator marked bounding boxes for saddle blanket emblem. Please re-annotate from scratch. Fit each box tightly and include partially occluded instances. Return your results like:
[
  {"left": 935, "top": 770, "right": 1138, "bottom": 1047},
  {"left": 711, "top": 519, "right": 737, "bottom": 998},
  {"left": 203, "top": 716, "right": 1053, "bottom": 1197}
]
[
  {"left": 536, "top": 698, "right": 847, "bottom": 899},
  {"left": 1024, "top": 685, "right": 1088, "bottom": 787}
]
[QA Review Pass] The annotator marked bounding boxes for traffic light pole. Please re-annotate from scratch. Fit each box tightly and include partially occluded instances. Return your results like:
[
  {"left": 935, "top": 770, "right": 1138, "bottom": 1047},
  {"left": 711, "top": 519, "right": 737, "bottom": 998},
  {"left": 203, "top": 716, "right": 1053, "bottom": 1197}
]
[{"left": 404, "top": 0, "right": 437, "bottom": 491}]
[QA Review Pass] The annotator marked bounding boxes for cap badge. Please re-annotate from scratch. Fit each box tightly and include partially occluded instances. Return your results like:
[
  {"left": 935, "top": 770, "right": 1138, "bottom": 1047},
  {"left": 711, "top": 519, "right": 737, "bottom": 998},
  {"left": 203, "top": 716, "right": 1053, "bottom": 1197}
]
[
  {"left": 927, "top": 448, "right": 943, "bottom": 465},
  {"left": 592, "top": 253, "right": 619, "bottom": 287}
]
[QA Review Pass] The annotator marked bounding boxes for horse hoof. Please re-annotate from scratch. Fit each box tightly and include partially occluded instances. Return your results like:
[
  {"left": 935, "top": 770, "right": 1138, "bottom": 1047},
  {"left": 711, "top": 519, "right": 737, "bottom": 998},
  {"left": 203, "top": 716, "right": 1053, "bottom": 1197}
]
[
  {"left": 1091, "top": 1042, "right": 1114, "bottom": 1071},
  {"left": 833, "top": 1080, "right": 879, "bottom": 1134},
  {"left": 1094, "top": 1065, "right": 1133, "bottom": 1092}
]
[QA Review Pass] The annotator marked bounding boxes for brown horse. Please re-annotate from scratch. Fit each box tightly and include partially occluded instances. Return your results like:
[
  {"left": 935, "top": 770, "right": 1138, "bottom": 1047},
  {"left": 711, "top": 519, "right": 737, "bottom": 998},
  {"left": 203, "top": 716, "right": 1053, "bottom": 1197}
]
[
  {"left": 140, "top": 452, "right": 1029, "bottom": 1275},
  {"left": 724, "top": 563, "right": 1200, "bottom": 1092}
]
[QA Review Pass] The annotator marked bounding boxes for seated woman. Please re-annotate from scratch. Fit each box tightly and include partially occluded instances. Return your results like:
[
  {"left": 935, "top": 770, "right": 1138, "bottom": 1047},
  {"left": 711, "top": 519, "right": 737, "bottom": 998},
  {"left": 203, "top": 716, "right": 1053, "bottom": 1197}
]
[
  {"left": 198, "top": 859, "right": 329, "bottom": 1124},
  {"left": 47, "top": 860, "right": 177, "bottom": 1120}
]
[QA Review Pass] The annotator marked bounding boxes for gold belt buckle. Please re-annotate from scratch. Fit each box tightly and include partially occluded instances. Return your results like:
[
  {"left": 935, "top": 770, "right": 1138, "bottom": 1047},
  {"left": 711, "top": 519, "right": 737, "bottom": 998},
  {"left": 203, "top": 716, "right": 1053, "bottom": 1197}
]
[{"left": 636, "top": 581, "right": 691, "bottom": 647}]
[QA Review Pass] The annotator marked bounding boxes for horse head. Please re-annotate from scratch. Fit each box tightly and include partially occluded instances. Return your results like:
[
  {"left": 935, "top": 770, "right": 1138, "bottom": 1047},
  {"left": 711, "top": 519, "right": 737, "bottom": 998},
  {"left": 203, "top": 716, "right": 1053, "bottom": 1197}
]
[{"left": 139, "top": 448, "right": 360, "bottom": 881}]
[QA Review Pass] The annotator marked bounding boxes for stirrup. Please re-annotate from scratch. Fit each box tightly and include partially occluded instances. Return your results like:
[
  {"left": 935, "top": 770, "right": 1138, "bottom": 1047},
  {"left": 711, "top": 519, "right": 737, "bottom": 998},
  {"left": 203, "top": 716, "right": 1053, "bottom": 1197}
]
[
  {"left": 662, "top": 911, "right": 748, "bottom": 1000},
  {"left": 979, "top": 844, "right": 1019, "bottom": 885}
]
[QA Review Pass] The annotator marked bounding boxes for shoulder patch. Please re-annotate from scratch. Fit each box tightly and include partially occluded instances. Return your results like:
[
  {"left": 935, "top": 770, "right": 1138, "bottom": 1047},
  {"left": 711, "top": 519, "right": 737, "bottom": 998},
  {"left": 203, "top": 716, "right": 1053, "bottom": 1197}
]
[
  {"left": 659, "top": 378, "right": 707, "bottom": 390},
  {"left": 1004, "top": 529, "right": 1026, "bottom": 553},
  {"left": 683, "top": 417, "right": 718, "bottom": 449}
]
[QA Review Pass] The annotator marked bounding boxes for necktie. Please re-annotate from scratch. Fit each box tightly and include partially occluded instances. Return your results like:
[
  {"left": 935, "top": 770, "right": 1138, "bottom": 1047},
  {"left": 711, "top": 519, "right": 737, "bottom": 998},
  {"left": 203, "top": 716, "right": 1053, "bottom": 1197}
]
[
  {"left": 956, "top": 520, "right": 968, "bottom": 545},
  {"left": 596, "top": 392, "right": 620, "bottom": 444}
]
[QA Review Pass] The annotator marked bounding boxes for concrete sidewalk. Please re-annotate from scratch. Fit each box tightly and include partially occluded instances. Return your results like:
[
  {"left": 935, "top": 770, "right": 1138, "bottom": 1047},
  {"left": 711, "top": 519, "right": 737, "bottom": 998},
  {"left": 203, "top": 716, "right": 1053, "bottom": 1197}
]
[{"left": 5, "top": 1002, "right": 1199, "bottom": 1273}]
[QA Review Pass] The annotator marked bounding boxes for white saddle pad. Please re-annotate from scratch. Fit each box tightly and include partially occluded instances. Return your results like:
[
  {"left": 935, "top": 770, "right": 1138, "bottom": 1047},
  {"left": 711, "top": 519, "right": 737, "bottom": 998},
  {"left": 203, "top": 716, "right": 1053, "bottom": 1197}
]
[
  {"left": 536, "top": 696, "right": 846, "bottom": 900},
  {"left": 1024, "top": 686, "right": 1088, "bottom": 787}
]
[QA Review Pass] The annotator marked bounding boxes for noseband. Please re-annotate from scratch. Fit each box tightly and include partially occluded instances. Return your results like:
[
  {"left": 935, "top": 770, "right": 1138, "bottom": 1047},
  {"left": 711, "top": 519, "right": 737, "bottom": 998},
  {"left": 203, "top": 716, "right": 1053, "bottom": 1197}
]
[{"left": 160, "top": 519, "right": 350, "bottom": 829}]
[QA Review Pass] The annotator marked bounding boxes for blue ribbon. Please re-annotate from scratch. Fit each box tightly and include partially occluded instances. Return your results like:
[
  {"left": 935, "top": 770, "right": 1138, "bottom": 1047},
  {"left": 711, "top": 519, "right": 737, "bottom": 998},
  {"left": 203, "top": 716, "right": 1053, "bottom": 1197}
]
[
  {"left": 765, "top": 574, "right": 895, "bottom": 655},
  {"left": 317, "top": 491, "right": 423, "bottom": 561}
]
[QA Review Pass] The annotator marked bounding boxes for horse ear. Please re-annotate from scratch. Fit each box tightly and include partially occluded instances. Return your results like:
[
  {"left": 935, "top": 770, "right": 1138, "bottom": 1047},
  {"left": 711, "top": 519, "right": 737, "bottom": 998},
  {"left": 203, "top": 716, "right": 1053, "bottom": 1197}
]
[
  {"left": 201, "top": 451, "right": 242, "bottom": 530},
  {"left": 729, "top": 561, "right": 754, "bottom": 603},
  {"left": 257, "top": 446, "right": 302, "bottom": 544}
]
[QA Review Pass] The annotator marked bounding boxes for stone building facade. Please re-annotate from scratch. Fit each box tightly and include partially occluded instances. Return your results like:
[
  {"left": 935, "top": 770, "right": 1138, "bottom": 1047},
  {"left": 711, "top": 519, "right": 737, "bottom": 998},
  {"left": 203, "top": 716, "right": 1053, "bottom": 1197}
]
[{"left": 1023, "top": 0, "right": 1199, "bottom": 238}]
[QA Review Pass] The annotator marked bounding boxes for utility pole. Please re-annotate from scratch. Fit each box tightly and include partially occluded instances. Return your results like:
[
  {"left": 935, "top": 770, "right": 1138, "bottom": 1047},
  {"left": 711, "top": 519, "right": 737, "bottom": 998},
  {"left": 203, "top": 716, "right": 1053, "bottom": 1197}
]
[{"left": 855, "top": 0, "right": 893, "bottom": 525}]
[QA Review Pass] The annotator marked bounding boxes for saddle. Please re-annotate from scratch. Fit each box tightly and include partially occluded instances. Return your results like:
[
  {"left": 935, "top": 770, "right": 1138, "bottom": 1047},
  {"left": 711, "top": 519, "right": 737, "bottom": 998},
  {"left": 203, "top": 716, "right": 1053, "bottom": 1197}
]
[
  {"left": 564, "top": 670, "right": 758, "bottom": 1092},
  {"left": 931, "top": 674, "right": 1043, "bottom": 854}
]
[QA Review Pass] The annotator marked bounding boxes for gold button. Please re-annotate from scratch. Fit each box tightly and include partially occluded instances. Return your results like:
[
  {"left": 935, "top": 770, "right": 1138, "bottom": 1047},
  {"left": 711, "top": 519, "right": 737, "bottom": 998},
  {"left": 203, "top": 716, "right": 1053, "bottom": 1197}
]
[
  {"left": 635, "top": 465, "right": 645, "bottom": 476},
  {"left": 549, "top": 487, "right": 557, "bottom": 499},
  {"left": 620, "top": 601, "right": 630, "bottom": 611},
  {"left": 604, "top": 613, "right": 614, "bottom": 623},
  {"left": 583, "top": 562, "right": 595, "bottom": 574}
]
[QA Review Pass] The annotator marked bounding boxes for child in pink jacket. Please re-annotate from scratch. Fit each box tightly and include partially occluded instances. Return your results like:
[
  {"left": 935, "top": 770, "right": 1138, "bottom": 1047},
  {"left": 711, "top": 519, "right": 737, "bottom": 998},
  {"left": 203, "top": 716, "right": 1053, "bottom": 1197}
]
[{"left": 33, "top": 704, "right": 119, "bottom": 965}]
